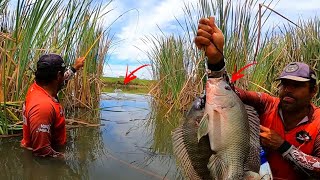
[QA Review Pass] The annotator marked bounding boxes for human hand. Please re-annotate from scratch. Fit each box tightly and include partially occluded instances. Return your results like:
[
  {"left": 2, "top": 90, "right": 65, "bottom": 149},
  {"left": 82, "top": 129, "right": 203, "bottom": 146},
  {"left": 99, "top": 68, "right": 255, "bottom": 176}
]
[
  {"left": 52, "top": 151, "right": 65, "bottom": 160},
  {"left": 194, "top": 17, "right": 224, "bottom": 65},
  {"left": 260, "top": 125, "right": 285, "bottom": 150},
  {"left": 73, "top": 57, "right": 85, "bottom": 71}
]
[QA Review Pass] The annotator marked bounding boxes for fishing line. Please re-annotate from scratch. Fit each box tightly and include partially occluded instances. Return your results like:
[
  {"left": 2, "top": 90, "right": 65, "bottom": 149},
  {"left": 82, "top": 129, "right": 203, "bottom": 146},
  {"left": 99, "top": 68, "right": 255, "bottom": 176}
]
[
  {"left": 202, "top": 29, "right": 226, "bottom": 96},
  {"left": 255, "top": 3, "right": 305, "bottom": 62}
]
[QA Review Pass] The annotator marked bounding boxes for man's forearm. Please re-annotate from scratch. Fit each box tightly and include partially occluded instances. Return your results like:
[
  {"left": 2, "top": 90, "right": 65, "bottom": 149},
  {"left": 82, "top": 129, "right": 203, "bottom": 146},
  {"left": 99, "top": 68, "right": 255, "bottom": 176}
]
[{"left": 280, "top": 141, "right": 320, "bottom": 177}]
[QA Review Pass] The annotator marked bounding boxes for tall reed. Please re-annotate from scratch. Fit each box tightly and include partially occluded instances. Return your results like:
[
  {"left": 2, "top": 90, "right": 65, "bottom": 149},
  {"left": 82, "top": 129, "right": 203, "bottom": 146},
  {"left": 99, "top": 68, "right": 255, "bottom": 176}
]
[
  {"left": 145, "top": 35, "right": 204, "bottom": 114},
  {"left": 250, "top": 19, "right": 320, "bottom": 103},
  {"left": 148, "top": 0, "right": 320, "bottom": 117},
  {"left": 0, "top": 0, "right": 112, "bottom": 135}
]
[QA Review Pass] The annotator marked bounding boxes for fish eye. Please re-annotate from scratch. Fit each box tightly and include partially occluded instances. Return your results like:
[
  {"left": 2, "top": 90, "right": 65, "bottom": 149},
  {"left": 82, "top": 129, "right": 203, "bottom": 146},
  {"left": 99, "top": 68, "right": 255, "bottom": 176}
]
[{"left": 225, "top": 86, "right": 231, "bottom": 91}]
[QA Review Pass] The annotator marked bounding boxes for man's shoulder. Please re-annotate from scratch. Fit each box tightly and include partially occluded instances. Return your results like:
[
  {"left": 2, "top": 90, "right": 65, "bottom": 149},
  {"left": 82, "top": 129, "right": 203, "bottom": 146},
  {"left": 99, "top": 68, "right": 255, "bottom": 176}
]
[
  {"left": 250, "top": 90, "right": 279, "bottom": 104},
  {"left": 26, "top": 84, "right": 58, "bottom": 107},
  {"left": 25, "top": 86, "right": 61, "bottom": 118},
  {"left": 27, "top": 91, "right": 54, "bottom": 105},
  {"left": 312, "top": 105, "right": 320, "bottom": 117},
  {"left": 26, "top": 97, "right": 56, "bottom": 115},
  {"left": 310, "top": 106, "right": 320, "bottom": 125}
]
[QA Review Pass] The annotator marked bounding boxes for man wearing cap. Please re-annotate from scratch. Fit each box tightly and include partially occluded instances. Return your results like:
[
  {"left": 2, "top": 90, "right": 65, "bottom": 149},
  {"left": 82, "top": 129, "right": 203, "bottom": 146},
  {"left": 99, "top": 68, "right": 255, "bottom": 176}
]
[
  {"left": 195, "top": 17, "right": 320, "bottom": 179},
  {"left": 21, "top": 54, "right": 85, "bottom": 158}
]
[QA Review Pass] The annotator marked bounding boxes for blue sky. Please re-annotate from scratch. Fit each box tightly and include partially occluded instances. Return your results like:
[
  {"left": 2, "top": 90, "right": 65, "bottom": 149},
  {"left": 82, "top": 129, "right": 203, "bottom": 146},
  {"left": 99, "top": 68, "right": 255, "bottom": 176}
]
[{"left": 100, "top": 0, "right": 320, "bottom": 80}]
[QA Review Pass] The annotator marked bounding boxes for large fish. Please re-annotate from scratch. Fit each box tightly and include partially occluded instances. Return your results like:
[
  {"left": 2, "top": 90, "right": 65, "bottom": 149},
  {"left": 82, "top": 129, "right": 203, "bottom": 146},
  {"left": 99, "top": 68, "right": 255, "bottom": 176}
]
[{"left": 172, "top": 77, "right": 261, "bottom": 180}]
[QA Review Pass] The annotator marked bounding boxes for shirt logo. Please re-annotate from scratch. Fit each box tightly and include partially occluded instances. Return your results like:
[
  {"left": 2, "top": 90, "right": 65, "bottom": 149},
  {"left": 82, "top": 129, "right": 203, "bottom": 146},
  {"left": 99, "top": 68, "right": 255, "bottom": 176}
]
[
  {"left": 59, "top": 106, "right": 64, "bottom": 117},
  {"left": 296, "top": 130, "right": 311, "bottom": 144},
  {"left": 36, "top": 124, "right": 51, "bottom": 133}
]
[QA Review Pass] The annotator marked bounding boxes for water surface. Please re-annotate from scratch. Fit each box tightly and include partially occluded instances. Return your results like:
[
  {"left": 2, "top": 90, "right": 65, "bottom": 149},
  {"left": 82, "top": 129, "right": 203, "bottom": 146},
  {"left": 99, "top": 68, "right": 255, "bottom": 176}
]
[{"left": 0, "top": 93, "right": 181, "bottom": 180}]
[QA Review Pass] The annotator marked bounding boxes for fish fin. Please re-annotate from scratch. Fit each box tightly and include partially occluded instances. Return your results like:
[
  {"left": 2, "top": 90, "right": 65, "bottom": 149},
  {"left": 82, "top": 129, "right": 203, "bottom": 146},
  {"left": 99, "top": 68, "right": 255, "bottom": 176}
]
[
  {"left": 244, "top": 105, "right": 261, "bottom": 173},
  {"left": 197, "top": 113, "right": 209, "bottom": 142},
  {"left": 244, "top": 171, "right": 261, "bottom": 180},
  {"left": 171, "top": 126, "right": 203, "bottom": 180},
  {"left": 207, "top": 154, "right": 228, "bottom": 179}
]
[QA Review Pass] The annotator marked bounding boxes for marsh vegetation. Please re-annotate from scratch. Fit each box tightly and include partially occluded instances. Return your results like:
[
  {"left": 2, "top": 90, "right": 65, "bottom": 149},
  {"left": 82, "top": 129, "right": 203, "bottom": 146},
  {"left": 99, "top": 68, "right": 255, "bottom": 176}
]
[{"left": 0, "top": 0, "right": 111, "bottom": 135}]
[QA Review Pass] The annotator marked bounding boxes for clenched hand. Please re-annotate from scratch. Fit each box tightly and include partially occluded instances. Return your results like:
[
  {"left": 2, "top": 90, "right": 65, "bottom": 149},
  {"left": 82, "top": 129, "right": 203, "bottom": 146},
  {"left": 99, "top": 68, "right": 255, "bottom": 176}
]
[
  {"left": 260, "top": 125, "right": 285, "bottom": 150},
  {"left": 194, "top": 17, "right": 224, "bottom": 65},
  {"left": 74, "top": 57, "right": 86, "bottom": 71}
]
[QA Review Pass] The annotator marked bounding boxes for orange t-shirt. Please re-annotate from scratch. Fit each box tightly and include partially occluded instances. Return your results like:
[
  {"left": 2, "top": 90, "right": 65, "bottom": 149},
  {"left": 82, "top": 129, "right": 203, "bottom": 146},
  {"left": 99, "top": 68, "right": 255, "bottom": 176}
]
[
  {"left": 21, "top": 82, "right": 66, "bottom": 157},
  {"left": 237, "top": 88, "right": 320, "bottom": 179}
]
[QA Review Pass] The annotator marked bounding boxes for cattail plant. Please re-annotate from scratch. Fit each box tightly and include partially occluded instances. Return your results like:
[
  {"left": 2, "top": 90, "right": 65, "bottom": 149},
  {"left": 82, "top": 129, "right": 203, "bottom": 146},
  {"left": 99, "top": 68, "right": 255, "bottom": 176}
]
[{"left": 0, "top": 0, "right": 112, "bottom": 135}]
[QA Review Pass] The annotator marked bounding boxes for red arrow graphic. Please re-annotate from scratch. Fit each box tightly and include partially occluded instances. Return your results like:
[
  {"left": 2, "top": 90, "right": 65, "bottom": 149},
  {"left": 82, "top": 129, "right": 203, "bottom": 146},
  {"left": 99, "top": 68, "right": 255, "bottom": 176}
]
[
  {"left": 124, "top": 64, "right": 150, "bottom": 84},
  {"left": 231, "top": 61, "right": 257, "bottom": 83}
]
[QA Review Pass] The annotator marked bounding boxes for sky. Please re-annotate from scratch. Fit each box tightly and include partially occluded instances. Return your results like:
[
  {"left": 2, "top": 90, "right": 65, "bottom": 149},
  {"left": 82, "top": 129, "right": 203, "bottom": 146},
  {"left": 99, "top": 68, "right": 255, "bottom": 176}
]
[
  {"left": 100, "top": 0, "right": 320, "bottom": 80},
  {"left": 99, "top": 0, "right": 198, "bottom": 79},
  {"left": 7, "top": 0, "right": 320, "bottom": 80}
]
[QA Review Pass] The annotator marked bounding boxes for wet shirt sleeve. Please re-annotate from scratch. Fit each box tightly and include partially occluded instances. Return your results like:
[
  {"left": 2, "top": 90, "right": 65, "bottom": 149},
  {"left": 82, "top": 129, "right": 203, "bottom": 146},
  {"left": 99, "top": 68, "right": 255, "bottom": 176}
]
[
  {"left": 28, "top": 102, "right": 63, "bottom": 158},
  {"left": 234, "top": 87, "right": 274, "bottom": 115}
]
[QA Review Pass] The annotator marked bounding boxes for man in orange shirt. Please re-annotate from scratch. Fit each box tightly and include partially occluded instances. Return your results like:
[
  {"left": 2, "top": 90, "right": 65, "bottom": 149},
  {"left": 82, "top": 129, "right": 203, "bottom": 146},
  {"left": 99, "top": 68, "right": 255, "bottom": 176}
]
[
  {"left": 21, "top": 54, "right": 85, "bottom": 158},
  {"left": 195, "top": 17, "right": 320, "bottom": 179}
]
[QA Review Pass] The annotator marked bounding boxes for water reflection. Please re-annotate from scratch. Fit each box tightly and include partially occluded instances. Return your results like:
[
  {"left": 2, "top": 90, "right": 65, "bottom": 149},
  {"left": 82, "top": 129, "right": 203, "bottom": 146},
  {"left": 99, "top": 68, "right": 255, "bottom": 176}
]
[
  {"left": 147, "top": 100, "right": 185, "bottom": 180},
  {"left": 0, "top": 93, "right": 182, "bottom": 180},
  {"left": 99, "top": 93, "right": 180, "bottom": 179}
]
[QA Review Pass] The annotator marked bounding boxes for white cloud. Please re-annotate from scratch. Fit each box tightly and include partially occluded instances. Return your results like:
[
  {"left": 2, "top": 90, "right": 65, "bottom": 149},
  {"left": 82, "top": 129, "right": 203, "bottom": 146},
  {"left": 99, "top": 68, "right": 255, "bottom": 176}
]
[
  {"left": 100, "top": 0, "right": 198, "bottom": 79},
  {"left": 255, "top": 0, "right": 320, "bottom": 33},
  {"left": 108, "top": 0, "right": 197, "bottom": 62},
  {"left": 276, "top": 0, "right": 320, "bottom": 12},
  {"left": 97, "top": 0, "right": 126, "bottom": 30},
  {"left": 7, "top": 0, "right": 17, "bottom": 10}
]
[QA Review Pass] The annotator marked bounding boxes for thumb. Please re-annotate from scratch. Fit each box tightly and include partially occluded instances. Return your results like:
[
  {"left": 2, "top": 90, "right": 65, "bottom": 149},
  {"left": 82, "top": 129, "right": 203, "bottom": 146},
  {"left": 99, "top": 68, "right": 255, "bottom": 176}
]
[{"left": 208, "top": 17, "right": 222, "bottom": 33}]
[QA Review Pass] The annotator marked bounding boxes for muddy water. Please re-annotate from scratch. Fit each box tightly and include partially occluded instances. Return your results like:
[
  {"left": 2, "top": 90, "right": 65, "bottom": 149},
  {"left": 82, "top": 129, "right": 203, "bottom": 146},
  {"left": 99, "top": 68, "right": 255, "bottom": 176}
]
[{"left": 0, "top": 93, "right": 182, "bottom": 180}]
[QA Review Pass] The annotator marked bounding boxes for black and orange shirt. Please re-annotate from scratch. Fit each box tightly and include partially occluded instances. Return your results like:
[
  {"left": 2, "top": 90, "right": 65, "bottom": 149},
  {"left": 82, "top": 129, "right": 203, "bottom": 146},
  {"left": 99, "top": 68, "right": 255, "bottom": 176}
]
[
  {"left": 236, "top": 88, "right": 320, "bottom": 179},
  {"left": 21, "top": 82, "right": 66, "bottom": 157}
]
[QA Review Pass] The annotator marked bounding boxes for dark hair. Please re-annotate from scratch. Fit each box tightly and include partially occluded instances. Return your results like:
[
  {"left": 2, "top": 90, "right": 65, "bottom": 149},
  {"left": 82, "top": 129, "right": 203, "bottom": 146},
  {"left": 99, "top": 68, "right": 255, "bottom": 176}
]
[
  {"left": 35, "top": 54, "right": 66, "bottom": 85},
  {"left": 309, "top": 79, "right": 317, "bottom": 92},
  {"left": 309, "top": 67, "right": 317, "bottom": 90}
]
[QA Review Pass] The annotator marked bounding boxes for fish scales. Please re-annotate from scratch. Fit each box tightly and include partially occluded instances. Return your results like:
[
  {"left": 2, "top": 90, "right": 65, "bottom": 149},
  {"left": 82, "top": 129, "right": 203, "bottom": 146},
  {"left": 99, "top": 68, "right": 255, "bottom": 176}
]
[
  {"left": 203, "top": 77, "right": 249, "bottom": 179},
  {"left": 172, "top": 77, "right": 261, "bottom": 180}
]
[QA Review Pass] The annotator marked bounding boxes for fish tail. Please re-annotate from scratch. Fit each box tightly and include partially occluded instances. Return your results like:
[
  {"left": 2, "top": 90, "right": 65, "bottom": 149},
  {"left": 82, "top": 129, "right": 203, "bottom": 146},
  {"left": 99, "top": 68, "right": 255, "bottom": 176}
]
[
  {"left": 207, "top": 154, "right": 228, "bottom": 180},
  {"left": 244, "top": 171, "right": 261, "bottom": 180},
  {"left": 208, "top": 152, "right": 247, "bottom": 180}
]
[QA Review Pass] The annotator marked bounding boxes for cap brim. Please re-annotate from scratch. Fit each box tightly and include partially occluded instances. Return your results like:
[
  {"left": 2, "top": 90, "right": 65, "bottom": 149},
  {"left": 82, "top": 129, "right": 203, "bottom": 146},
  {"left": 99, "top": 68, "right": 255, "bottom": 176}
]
[{"left": 276, "top": 75, "right": 310, "bottom": 82}]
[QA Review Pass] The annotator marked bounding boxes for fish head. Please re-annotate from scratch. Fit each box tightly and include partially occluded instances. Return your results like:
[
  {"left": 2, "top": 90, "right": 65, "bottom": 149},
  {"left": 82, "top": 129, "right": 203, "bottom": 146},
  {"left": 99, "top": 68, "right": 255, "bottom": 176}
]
[{"left": 206, "top": 78, "right": 235, "bottom": 105}]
